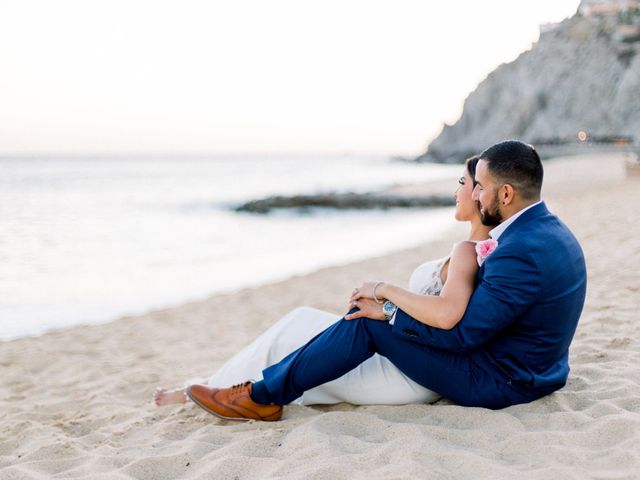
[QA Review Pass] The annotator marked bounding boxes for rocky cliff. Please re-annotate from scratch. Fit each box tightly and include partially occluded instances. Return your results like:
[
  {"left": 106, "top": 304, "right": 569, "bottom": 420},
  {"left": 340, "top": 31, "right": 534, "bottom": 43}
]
[{"left": 417, "top": 7, "right": 640, "bottom": 163}]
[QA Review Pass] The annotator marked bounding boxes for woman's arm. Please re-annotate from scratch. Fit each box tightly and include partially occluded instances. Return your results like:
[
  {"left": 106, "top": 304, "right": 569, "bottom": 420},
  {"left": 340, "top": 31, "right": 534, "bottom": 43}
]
[{"left": 349, "top": 242, "right": 479, "bottom": 330}]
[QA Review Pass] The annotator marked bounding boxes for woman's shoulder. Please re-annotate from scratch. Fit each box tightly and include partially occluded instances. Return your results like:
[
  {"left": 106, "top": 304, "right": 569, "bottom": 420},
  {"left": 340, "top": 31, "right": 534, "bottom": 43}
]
[
  {"left": 449, "top": 241, "right": 480, "bottom": 266},
  {"left": 451, "top": 240, "right": 479, "bottom": 255}
]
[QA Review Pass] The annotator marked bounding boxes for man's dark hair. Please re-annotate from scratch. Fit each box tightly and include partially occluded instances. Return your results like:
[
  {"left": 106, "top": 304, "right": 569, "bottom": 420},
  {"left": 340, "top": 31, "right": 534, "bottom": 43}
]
[{"left": 479, "top": 140, "right": 543, "bottom": 200}]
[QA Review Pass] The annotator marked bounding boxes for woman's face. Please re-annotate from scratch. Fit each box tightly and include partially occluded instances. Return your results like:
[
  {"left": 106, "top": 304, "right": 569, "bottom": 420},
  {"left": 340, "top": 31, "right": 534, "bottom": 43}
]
[{"left": 454, "top": 167, "right": 479, "bottom": 222}]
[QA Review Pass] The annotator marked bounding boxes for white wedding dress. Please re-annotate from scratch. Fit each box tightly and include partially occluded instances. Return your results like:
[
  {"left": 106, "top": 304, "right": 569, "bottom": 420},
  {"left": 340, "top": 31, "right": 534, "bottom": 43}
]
[{"left": 187, "top": 254, "right": 451, "bottom": 405}]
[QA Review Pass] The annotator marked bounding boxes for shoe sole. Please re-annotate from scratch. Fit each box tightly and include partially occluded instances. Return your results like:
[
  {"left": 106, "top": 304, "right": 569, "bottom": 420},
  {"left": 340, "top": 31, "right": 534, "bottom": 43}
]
[{"left": 185, "top": 388, "right": 254, "bottom": 422}]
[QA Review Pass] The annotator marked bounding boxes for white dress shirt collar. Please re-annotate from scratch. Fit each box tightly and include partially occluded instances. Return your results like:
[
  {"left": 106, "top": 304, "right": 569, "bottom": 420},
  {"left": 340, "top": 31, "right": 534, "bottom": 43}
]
[{"left": 489, "top": 200, "right": 543, "bottom": 240}]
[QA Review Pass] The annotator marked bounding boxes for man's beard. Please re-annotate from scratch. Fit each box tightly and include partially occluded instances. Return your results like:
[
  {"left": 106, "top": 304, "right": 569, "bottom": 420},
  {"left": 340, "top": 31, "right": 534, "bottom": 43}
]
[{"left": 480, "top": 196, "right": 502, "bottom": 227}]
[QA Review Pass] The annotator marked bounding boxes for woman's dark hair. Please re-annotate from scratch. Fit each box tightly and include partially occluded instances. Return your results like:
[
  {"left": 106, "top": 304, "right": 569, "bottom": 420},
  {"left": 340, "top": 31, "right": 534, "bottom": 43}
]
[
  {"left": 464, "top": 154, "right": 482, "bottom": 213},
  {"left": 479, "top": 140, "right": 543, "bottom": 200},
  {"left": 465, "top": 155, "right": 480, "bottom": 185}
]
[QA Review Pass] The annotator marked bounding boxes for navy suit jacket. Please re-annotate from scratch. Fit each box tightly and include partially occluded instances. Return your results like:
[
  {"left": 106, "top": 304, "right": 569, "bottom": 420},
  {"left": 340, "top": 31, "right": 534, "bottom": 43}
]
[{"left": 392, "top": 202, "right": 587, "bottom": 399}]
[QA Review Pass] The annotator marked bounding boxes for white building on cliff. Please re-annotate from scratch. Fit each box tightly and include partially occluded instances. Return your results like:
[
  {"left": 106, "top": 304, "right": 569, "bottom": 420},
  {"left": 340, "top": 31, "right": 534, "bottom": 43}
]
[{"left": 579, "top": 0, "right": 639, "bottom": 16}]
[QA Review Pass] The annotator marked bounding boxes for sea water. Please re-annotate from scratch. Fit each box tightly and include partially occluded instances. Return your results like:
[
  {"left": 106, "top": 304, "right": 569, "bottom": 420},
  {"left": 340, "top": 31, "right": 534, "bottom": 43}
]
[{"left": 0, "top": 154, "right": 461, "bottom": 340}]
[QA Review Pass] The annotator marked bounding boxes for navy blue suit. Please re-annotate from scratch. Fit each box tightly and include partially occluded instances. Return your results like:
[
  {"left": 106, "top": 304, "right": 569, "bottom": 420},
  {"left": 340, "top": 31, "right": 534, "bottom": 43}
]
[{"left": 261, "top": 202, "right": 587, "bottom": 409}]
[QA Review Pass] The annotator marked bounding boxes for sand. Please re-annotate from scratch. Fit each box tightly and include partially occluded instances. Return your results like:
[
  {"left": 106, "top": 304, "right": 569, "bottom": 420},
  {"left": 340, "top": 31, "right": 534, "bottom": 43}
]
[{"left": 1, "top": 153, "right": 639, "bottom": 479}]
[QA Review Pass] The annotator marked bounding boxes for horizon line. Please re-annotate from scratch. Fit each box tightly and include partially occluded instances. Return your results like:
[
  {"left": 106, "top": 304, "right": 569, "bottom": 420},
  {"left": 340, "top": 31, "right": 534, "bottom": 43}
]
[{"left": 0, "top": 150, "right": 418, "bottom": 160}]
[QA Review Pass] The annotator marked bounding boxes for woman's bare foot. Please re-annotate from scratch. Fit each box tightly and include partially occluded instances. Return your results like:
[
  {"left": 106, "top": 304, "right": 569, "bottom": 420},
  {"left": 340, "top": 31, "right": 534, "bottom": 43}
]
[{"left": 153, "top": 387, "right": 188, "bottom": 406}]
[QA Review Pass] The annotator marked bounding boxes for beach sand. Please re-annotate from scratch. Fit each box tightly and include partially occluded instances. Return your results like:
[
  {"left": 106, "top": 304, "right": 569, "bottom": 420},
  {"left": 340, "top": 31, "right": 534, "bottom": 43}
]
[{"left": 1, "top": 153, "right": 639, "bottom": 479}]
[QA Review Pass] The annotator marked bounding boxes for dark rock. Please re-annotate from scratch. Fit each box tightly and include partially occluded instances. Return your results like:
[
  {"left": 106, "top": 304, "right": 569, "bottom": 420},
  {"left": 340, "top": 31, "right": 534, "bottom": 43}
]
[{"left": 234, "top": 192, "right": 455, "bottom": 214}]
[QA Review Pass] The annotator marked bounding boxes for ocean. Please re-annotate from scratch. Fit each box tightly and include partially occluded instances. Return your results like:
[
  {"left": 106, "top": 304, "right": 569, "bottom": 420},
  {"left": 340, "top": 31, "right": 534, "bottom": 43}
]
[{"left": 0, "top": 154, "right": 462, "bottom": 340}]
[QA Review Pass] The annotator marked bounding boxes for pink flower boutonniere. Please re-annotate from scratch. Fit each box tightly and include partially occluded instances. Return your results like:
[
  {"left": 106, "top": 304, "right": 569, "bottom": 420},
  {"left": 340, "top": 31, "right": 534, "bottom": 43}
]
[{"left": 475, "top": 239, "right": 498, "bottom": 266}]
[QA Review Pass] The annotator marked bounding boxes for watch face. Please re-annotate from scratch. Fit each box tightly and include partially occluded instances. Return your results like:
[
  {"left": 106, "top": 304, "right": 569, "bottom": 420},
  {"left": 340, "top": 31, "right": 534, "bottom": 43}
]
[{"left": 383, "top": 301, "right": 396, "bottom": 316}]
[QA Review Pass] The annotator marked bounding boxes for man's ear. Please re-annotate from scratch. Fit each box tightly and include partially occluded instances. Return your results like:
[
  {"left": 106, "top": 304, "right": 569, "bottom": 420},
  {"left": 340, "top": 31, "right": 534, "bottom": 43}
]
[{"left": 501, "top": 184, "right": 515, "bottom": 205}]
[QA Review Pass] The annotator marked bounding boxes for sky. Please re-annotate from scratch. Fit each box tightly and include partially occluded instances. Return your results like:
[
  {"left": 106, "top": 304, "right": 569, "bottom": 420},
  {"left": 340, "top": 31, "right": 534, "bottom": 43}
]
[{"left": 0, "top": 0, "right": 581, "bottom": 156}]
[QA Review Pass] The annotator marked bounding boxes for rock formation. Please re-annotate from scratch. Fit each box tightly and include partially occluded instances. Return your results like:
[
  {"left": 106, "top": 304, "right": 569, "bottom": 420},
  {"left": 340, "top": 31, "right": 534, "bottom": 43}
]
[{"left": 417, "top": 2, "right": 640, "bottom": 163}]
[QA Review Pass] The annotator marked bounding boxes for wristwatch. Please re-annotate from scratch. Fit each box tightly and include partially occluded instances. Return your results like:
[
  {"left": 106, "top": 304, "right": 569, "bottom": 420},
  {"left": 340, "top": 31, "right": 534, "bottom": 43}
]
[{"left": 382, "top": 300, "right": 397, "bottom": 321}]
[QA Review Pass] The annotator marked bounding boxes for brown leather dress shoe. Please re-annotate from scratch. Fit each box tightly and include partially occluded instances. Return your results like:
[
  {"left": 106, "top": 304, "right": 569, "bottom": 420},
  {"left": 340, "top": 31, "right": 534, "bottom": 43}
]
[{"left": 186, "top": 382, "right": 283, "bottom": 421}]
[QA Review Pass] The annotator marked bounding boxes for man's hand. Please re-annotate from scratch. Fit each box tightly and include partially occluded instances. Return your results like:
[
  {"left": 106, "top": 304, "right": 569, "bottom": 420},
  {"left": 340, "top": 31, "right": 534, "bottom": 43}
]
[{"left": 344, "top": 298, "right": 386, "bottom": 321}]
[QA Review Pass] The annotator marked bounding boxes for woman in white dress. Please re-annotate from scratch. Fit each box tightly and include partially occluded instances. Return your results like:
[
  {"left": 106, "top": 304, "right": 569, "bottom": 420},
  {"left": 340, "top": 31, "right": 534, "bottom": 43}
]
[{"left": 154, "top": 156, "right": 491, "bottom": 407}]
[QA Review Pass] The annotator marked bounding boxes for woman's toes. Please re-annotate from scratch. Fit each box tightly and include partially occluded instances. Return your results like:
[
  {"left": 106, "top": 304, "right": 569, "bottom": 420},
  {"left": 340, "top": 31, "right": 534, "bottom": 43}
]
[
  {"left": 153, "top": 389, "right": 165, "bottom": 405},
  {"left": 153, "top": 388, "right": 186, "bottom": 406}
]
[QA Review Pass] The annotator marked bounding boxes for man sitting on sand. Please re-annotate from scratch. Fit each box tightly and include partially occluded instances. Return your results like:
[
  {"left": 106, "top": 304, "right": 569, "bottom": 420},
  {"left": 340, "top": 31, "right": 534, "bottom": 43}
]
[{"left": 186, "top": 140, "right": 588, "bottom": 421}]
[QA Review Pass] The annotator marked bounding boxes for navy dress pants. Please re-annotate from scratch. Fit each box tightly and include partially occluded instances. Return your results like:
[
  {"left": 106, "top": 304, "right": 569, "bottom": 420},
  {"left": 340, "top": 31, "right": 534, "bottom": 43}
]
[{"left": 261, "top": 313, "right": 518, "bottom": 409}]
